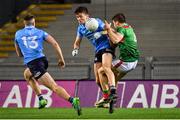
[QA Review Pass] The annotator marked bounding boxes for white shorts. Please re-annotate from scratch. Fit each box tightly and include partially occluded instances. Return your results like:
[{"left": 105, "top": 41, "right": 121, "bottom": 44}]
[{"left": 112, "top": 59, "right": 138, "bottom": 73}]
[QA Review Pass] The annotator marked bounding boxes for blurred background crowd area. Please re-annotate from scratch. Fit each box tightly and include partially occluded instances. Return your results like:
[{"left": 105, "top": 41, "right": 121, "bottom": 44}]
[{"left": 0, "top": 0, "right": 90, "bottom": 27}]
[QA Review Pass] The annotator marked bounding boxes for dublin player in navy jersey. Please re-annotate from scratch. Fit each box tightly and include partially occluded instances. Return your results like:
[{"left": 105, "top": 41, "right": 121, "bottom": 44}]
[
  {"left": 72, "top": 6, "right": 117, "bottom": 109},
  {"left": 14, "top": 14, "right": 81, "bottom": 115}
]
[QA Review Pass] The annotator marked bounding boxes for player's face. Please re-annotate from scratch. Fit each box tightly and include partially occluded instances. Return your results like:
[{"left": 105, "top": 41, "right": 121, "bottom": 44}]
[{"left": 76, "top": 13, "right": 89, "bottom": 24}]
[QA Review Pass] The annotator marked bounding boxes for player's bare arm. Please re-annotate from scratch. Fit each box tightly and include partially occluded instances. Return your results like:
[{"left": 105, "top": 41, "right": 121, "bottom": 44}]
[
  {"left": 14, "top": 42, "right": 23, "bottom": 57},
  {"left": 45, "top": 35, "right": 65, "bottom": 68},
  {"left": 73, "top": 36, "right": 82, "bottom": 49},
  {"left": 104, "top": 20, "right": 124, "bottom": 44},
  {"left": 72, "top": 36, "right": 82, "bottom": 56}
]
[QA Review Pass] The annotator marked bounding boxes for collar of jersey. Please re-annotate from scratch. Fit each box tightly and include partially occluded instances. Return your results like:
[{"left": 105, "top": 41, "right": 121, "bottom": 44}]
[{"left": 25, "top": 25, "right": 35, "bottom": 29}]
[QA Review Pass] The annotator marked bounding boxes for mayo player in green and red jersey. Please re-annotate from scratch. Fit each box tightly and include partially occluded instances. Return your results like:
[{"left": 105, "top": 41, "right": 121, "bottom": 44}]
[
  {"left": 109, "top": 13, "right": 139, "bottom": 80},
  {"left": 98, "top": 13, "right": 140, "bottom": 113}
]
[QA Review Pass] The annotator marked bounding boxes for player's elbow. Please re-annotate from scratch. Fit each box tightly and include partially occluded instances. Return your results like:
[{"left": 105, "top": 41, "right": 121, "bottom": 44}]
[
  {"left": 52, "top": 42, "right": 59, "bottom": 48},
  {"left": 113, "top": 37, "right": 123, "bottom": 44},
  {"left": 74, "top": 41, "right": 79, "bottom": 46},
  {"left": 111, "top": 39, "right": 119, "bottom": 44}
]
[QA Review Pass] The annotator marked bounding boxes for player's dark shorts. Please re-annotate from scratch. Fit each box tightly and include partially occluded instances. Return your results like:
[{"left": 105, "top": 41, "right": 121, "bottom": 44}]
[
  {"left": 27, "top": 57, "right": 48, "bottom": 80},
  {"left": 94, "top": 48, "right": 115, "bottom": 63}
]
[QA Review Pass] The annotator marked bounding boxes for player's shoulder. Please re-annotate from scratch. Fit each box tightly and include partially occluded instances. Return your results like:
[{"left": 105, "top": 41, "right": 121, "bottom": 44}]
[
  {"left": 94, "top": 18, "right": 105, "bottom": 27},
  {"left": 34, "top": 27, "right": 45, "bottom": 33},
  {"left": 95, "top": 17, "right": 102, "bottom": 21},
  {"left": 122, "top": 23, "right": 132, "bottom": 29},
  {"left": 15, "top": 28, "right": 25, "bottom": 37},
  {"left": 94, "top": 18, "right": 103, "bottom": 23},
  {"left": 116, "top": 26, "right": 125, "bottom": 33},
  {"left": 35, "top": 28, "right": 48, "bottom": 36},
  {"left": 78, "top": 23, "right": 85, "bottom": 28},
  {"left": 77, "top": 24, "right": 86, "bottom": 31}
]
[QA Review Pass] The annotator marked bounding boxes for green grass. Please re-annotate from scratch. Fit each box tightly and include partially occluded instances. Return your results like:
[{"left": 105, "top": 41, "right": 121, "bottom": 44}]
[{"left": 0, "top": 108, "right": 180, "bottom": 119}]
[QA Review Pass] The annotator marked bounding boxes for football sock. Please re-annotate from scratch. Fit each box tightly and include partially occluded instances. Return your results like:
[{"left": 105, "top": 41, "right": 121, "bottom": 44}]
[
  {"left": 68, "top": 97, "right": 74, "bottom": 104},
  {"left": 110, "top": 86, "right": 116, "bottom": 95},
  {"left": 103, "top": 90, "right": 109, "bottom": 99},
  {"left": 38, "top": 94, "right": 43, "bottom": 101}
]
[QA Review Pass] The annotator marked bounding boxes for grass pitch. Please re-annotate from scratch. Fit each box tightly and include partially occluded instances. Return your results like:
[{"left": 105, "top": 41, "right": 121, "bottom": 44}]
[{"left": 0, "top": 108, "right": 180, "bottom": 119}]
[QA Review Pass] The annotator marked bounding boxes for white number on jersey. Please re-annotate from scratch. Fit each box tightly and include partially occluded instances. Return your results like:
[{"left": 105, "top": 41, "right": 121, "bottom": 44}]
[{"left": 22, "top": 36, "right": 38, "bottom": 49}]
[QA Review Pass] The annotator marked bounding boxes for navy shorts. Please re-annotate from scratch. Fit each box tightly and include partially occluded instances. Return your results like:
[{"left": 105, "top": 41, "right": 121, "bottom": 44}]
[
  {"left": 27, "top": 57, "right": 48, "bottom": 80},
  {"left": 94, "top": 48, "right": 115, "bottom": 63}
]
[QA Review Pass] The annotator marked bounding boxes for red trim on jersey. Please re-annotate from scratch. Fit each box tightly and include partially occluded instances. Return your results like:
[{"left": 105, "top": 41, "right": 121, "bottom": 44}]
[
  {"left": 114, "top": 60, "right": 123, "bottom": 68},
  {"left": 123, "top": 25, "right": 130, "bottom": 28}
]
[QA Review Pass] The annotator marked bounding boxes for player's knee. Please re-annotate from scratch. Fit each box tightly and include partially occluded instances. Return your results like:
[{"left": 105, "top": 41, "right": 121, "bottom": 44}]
[
  {"left": 24, "top": 70, "right": 31, "bottom": 81},
  {"left": 97, "top": 67, "right": 104, "bottom": 75},
  {"left": 102, "top": 66, "right": 111, "bottom": 73}
]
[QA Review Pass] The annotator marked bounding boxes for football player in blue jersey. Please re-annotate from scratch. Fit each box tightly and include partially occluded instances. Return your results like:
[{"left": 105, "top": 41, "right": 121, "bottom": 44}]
[
  {"left": 14, "top": 14, "right": 81, "bottom": 115},
  {"left": 72, "top": 6, "right": 117, "bottom": 109}
]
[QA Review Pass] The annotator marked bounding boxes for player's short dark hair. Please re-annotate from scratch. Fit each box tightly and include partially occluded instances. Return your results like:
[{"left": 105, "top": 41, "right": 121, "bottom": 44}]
[
  {"left": 112, "top": 13, "right": 126, "bottom": 23},
  {"left": 24, "top": 14, "right": 34, "bottom": 21},
  {"left": 74, "top": 6, "right": 89, "bottom": 14}
]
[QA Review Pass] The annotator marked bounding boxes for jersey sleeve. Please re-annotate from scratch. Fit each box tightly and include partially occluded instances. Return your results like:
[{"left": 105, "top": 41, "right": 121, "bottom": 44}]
[
  {"left": 42, "top": 30, "right": 49, "bottom": 40},
  {"left": 117, "top": 27, "right": 125, "bottom": 36},
  {"left": 77, "top": 25, "right": 83, "bottom": 38},
  {"left": 96, "top": 18, "right": 105, "bottom": 30},
  {"left": 14, "top": 31, "right": 19, "bottom": 43}
]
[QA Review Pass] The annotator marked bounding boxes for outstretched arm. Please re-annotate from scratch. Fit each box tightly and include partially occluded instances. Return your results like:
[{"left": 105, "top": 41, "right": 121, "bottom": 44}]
[
  {"left": 72, "top": 36, "right": 82, "bottom": 56},
  {"left": 15, "top": 42, "right": 23, "bottom": 57},
  {"left": 104, "top": 20, "right": 124, "bottom": 44},
  {"left": 73, "top": 36, "right": 82, "bottom": 49},
  {"left": 45, "top": 35, "right": 65, "bottom": 68}
]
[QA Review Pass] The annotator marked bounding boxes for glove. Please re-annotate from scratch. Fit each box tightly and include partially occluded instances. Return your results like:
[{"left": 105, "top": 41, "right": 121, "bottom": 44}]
[{"left": 72, "top": 48, "right": 79, "bottom": 56}]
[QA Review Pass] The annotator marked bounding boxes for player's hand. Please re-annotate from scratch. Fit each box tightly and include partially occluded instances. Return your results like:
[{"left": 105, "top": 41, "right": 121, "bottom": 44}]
[
  {"left": 104, "top": 20, "right": 111, "bottom": 30},
  {"left": 58, "top": 59, "right": 65, "bottom": 68},
  {"left": 72, "top": 48, "right": 79, "bottom": 56}
]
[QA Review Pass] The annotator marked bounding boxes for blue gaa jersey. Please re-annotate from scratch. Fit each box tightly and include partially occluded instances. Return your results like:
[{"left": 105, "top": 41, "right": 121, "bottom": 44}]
[
  {"left": 77, "top": 18, "right": 111, "bottom": 53},
  {"left": 15, "top": 26, "right": 48, "bottom": 64}
]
